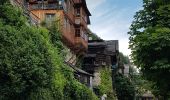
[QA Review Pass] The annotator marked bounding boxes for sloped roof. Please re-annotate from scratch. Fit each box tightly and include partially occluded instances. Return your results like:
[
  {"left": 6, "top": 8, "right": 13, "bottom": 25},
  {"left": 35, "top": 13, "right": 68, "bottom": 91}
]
[{"left": 74, "top": 67, "right": 93, "bottom": 76}]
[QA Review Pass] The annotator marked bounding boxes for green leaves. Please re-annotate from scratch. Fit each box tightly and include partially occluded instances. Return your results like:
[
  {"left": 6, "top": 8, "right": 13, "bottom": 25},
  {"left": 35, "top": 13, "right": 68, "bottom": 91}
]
[
  {"left": 0, "top": 1, "right": 98, "bottom": 100},
  {"left": 98, "top": 68, "right": 116, "bottom": 100},
  {"left": 129, "top": 0, "right": 170, "bottom": 98},
  {"left": 115, "top": 73, "right": 135, "bottom": 100}
]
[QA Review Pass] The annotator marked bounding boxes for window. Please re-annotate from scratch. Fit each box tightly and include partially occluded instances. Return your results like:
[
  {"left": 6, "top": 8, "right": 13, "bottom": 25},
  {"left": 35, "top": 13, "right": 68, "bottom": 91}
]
[
  {"left": 45, "top": 13, "right": 55, "bottom": 21},
  {"left": 80, "top": 30, "right": 88, "bottom": 41},
  {"left": 67, "top": 22, "right": 70, "bottom": 32},
  {"left": 64, "top": 17, "right": 67, "bottom": 28},
  {"left": 75, "top": 28, "right": 80, "bottom": 37},
  {"left": 84, "top": 16, "right": 87, "bottom": 23},
  {"left": 59, "top": 0, "right": 62, "bottom": 5},
  {"left": 45, "top": 13, "right": 55, "bottom": 25},
  {"left": 84, "top": 33, "right": 88, "bottom": 41},
  {"left": 75, "top": 8, "right": 80, "bottom": 17}
]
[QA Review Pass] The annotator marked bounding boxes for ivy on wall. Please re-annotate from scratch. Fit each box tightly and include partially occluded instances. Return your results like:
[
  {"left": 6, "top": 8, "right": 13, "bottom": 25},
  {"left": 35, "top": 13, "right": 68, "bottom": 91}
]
[{"left": 95, "top": 67, "right": 117, "bottom": 100}]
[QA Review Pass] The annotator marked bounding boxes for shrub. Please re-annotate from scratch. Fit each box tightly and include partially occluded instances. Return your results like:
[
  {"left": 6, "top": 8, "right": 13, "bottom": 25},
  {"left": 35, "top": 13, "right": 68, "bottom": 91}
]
[
  {"left": 97, "top": 67, "right": 117, "bottom": 100},
  {"left": 0, "top": 1, "right": 98, "bottom": 100},
  {"left": 115, "top": 73, "right": 135, "bottom": 100}
]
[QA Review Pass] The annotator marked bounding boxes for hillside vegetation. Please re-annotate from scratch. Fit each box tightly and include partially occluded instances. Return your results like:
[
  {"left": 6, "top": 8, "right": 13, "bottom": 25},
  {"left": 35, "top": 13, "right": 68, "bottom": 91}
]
[{"left": 0, "top": 1, "right": 98, "bottom": 100}]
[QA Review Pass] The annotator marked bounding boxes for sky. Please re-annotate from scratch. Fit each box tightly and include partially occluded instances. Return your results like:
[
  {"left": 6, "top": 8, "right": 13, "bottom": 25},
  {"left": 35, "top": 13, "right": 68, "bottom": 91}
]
[{"left": 86, "top": 0, "right": 143, "bottom": 55}]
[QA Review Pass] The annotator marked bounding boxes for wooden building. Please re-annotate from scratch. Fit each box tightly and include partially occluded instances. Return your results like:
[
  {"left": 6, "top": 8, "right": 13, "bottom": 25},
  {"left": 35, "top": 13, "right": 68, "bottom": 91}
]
[
  {"left": 12, "top": 0, "right": 91, "bottom": 66},
  {"left": 27, "top": 0, "right": 91, "bottom": 54},
  {"left": 74, "top": 67, "right": 93, "bottom": 89},
  {"left": 11, "top": 0, "right": 93, "bottom": 88},
  {"left": 82, "top": 40, "right": 119, "bottom": 73},
  {"left": 82, "top": 40, "right": 119, "bottom": 87}
]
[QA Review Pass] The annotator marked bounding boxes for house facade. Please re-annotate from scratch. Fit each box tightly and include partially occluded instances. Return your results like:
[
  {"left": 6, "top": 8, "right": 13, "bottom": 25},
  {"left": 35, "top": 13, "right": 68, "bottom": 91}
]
[{"left": 82, "top": 40, "right": 119, "bottom": 87}]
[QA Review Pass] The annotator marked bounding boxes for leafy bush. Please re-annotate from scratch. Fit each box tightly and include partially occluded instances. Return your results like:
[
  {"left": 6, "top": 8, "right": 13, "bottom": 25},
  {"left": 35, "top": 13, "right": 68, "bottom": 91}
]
[
  {"left": 0, "top": 14, "right": 65, "bottom": 99},
  {"left": 115, "top": 73, "right": 135, "bottom": 100},
  {"left": 93, "top": 68, "right": 117, "bottom": 100},
  {"left": 0, "top": 1, "right": 98, "bottom": 100},
  {"left": 64, "top": 80, "right": 98, "bottom": 100}
]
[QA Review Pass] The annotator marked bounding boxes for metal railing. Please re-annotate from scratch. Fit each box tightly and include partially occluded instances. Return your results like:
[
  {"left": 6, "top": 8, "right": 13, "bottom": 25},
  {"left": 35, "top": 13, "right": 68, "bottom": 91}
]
[{"left": 30, "top": 3, "right": 63, "bottom": 10}]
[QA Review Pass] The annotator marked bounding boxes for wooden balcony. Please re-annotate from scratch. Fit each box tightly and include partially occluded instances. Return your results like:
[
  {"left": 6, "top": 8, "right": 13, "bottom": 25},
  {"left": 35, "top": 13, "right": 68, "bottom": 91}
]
[
  {"left": 29, "top": 3, "right": 63, "bottom": 10},
  {"left": 75, "top": 16, "right": 88, "bottom": 29},
  {"left": 75, "top": 37, "right": 88, "bottom": 51},
  {"left": 74, "top": 0, "right": 82, "bottom": 4},
  {"left": 29, "top": 0, "right": 58, "bottom": 3},
  {"left": 62, "top": 31, "right": 75, "bottom": 49},
  {"left": 48, "top": 0, "right": 59, "bottom": 3}
]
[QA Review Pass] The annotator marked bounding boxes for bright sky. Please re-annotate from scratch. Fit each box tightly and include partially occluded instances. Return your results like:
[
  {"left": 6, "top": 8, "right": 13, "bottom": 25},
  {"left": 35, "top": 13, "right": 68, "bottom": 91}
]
[{"left": 86, "top": 0, "right": 143, "bottom": 55}]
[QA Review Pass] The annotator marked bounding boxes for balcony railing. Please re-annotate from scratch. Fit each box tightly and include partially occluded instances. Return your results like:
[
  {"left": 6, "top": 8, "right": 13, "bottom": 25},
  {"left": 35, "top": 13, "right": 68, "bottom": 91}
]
[
  {"left": 75, "top": 18, "right": 81, "bottom": 25},
  {"left": 30, "top": 3, "right": 63, "bottom": 10},
  {"left": 75, "top": 16, "right": 88, "bottom": 29}
]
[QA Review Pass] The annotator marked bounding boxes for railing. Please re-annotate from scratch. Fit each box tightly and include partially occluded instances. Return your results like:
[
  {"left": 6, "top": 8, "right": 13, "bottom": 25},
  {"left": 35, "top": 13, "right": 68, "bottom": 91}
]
[
  {"left": 74, "top": 0, "right": 81, "bottom": 4},
  {"left": 74, "top": 16, "right": 88, "bottom": 29},
  {"left": 30, "top": 3, "right": 63, "bottom": 10}
]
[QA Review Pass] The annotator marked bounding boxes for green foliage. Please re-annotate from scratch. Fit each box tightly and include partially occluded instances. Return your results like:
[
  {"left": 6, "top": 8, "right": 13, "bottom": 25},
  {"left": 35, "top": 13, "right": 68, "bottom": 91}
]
[
  {"left": 119, "top": 52, "right": 130, "bottom": 64},
  {"left": 115, "top": 73, "right": 135, "bottom": 100},
  {"left": 48, "top": 21, "right": 62, "bottom": 47},
  {"left": 97, "top": 67, "right": 116, "bottom": 100},
  {"left": 0, "top": 1, "right": 98, "bottom": 100},
  {"left": 64, "top": 80, "right": 98, "bottom": 100},
  {"left": 129, "top": 66, "right": 155, "bottom": 98},
  {"left": 0, "top": 3, "right": 26, "bottom": 27},
  {"left": 129, "top": 0, "right": 170, "bottom": 98},
  {"left": 0, "top": 17, "right": 65, "bottom": 100},
  {"left": 88, "top": 29, "right": 102, "bottom": 40}
]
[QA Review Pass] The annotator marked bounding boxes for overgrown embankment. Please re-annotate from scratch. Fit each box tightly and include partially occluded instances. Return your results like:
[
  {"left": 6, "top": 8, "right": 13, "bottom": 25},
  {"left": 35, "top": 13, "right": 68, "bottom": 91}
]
[
  {"left": 0, "top": 1, "right": 98, "bottom": 100},
  {"left": 95, "top": 67, "right": 117, "bottom": 100}
]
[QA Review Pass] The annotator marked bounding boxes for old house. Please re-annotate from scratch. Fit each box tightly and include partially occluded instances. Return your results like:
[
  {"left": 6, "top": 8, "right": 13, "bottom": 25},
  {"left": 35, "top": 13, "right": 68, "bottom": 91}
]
[
  {"left": 82, "top": 40, "right": 119, "bottom": 87},
  {"left": 10, "top": 0, "right": 93, "bottom": 88},
  {"left": 11, "top": 0, "right": 91, "bottom": 66}
]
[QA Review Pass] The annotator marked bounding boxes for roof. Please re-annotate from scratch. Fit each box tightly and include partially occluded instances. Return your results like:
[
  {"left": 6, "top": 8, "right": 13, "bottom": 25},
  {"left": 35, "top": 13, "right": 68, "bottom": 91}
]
[
  {"left": 85, "top": 54, "right": 96, "bottom": 57},
  {"left": 65, "top": 61, "right": 93, "bottom": 76},
  {"left": 88, "top": 40, "right": 119, "bottom": 53},
  {"left": 74, "top": 67, "right": 93, "bottom": 76},
  {"left": 82, "top": 0, "right": 91, "bottom": 16},
  {"left": 105, "top": 40, "right": 119, "bottom": 53}
]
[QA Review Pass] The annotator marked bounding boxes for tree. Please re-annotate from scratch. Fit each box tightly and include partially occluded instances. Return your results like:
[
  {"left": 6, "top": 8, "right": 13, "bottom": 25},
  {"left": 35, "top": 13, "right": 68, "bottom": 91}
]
[
  {"left": 0, "top": 2, "right": 65, "bottom": 99},
  {"left": 119, "top": 52, "right": 130, "bottom": 64},
  {"left": 129, "top": 66, "right": 156, "bottom": 99},
  {"left": 115, "top": 73, "right": 135, "bottom": 100},
  {"left": 129, "top": 0, "right": 170, "bottom": 98}
]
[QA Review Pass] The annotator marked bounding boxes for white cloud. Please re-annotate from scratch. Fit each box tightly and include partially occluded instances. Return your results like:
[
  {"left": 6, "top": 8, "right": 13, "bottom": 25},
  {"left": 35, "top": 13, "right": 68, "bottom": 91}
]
[
  {"left": 86, "top": 0, "right": 106, "bottom": 12},
  {"left": 86, "top": 0, "right": 142, "bottom": 55}
]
